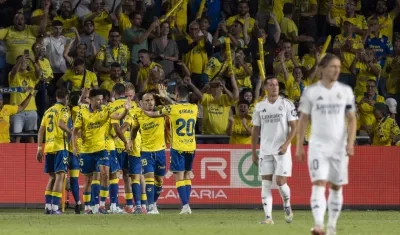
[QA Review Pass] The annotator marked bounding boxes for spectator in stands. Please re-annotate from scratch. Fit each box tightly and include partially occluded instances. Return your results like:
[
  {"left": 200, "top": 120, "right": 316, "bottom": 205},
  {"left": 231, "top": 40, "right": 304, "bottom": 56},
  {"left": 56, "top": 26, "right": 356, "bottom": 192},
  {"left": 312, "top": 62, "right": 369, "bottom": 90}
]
[
  {"left": 202, "top": 45, "right": 229, "bottom": 84},
  {"left": 179, "top": 21, "right": 212, "bottom": 88},
  {"left": 171, "top": 0, "right": 189, "bottom": 33},
  {"left": 386, "top": 98, "right": 397, "bottom": 120},
  {"left": 151, "top": 22, "right": 179, "bottom": 78},
  {"left": 350, "top": 48, "right": 381, "bottom": 97},
  {"left": 0, "top": 0, "right": 23, "bottom": 28},
  {"left": 280, "top": 3, "right": 314, "bottom": 56},
  {"left": 369, "top": 102, "right": 400, "bottom": 146},
  {"left": 0, "top": 90, "right": 34, "bottom": 143},
  {"left": 100, "top": 62, "right": 125, "bottom": 92},
  {"left": 199, "top": 16, "right": 213, "bottom": 43},
  {"left": 327, "top": 0, "right": 367, "bottom": 35},
  {"left": 200, "top": 74, "right": 239, "bottom": 141},
  {"left": 227, "top": 100, "right": 252, "bottom": 144},
  {"left": 9, "top": 55, "right": 42, "bottom": 143},
  {"left": 212, "top": 20, "right": 246, "bottom": 49},
  {"left": 136, "top": 49, "right": 164, "bottom": 92},
  {"left": 0, "top": 2, "right": 49, "bottom": 87},
  {"left": 64, "top": 37, "right": 97, "bottom": 69},
  {"left": 364, "top": 17, "right": 394, "bottom": 69},
  {"left": 255, "top": 0, "right": 272, "bottom": 31},
  {"left": 357, "top": 79, "right": 385, "bottom": 132},
  {"left": 333, "top": 20, "right": 364, "bottom": 88},
  {"left": 367, "top": 0, "right": 400, "bottom": 42},
  {"left": 31, "top": 0, "right": 55, "bottom": 28},
  {"left": 231, "top": 48, "right": 253, "bottom": 90},
  {"left": 297, "top": 0, "right": 318, "bottom": 42},
  {"left": 288, "top": 66, "right": 307, "bottom": 103},
  {"left": 57, "top": 58, "right": 98, "bottom": 91},
  {"left": 273, "top": 42, "right": 299, "bottom": 91},
  {"left": 236, "top": 86, "right": 260, "bottom": 117},
  {"left": 115, "top": 0, "right": 136, "bottom": 34},
  {"left": 225, "top": 1, "right": 255, "bottom": 36},
  {"left": 72, "top": 0, "right": 92, "bottom": 19},
  {"left": 83, "top": 0, "right": 115, "bottom": 41},
  {"left": 95, "top": 27, "right": 130, "bottom": 81},
  {"left": 300, "top": 41, "right": 321, "bottom": 84},
  {"left": 79, "top": 19, "right": 106, "bottom": 57},
  {"left": 53, "top": 1, "right": 80, "bottom": 38}
]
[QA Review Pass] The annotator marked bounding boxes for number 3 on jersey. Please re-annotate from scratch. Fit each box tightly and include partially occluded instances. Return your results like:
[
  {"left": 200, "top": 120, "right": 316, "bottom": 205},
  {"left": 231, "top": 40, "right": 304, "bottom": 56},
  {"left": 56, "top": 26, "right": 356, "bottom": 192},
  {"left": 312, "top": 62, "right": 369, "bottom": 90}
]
[
  {"left": 47, "top": 115, "right": 54, "bottom": 132},
  {"left": 176, "top": 118, "right": 195, "bottom": 136}
]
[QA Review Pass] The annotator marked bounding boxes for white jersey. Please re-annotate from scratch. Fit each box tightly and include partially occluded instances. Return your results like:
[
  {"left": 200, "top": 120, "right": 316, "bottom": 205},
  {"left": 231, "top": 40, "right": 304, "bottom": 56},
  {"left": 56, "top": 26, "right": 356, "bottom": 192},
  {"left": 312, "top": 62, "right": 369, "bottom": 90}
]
[
  {"left": 298, "top": 81, "right": 355, "bottom": 155},
  {"left": 252, "top": 97, "right": 298, "bottom": 156}
]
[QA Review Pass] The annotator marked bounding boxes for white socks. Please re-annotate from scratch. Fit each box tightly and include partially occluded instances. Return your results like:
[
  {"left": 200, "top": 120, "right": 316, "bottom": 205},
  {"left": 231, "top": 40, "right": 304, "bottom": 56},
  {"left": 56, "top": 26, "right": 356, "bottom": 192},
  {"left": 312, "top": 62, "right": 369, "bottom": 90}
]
[
  {"left": 45, "top": 204, "right": 52, "bottom": 210},
  {"left": 311, "top": 185, "right": 327, "bottom": 228},
  {"left": 278, "top": 183, "right": 291, "bottom": 208},
  {"left": 261, "top": 180, "right": 273, "bottom": 219},
  {"left": 327, "top": 188, "right": 343, "bottom": 228},
  {"left": 51, "top": 204, "right": 59, "bottom": 211}
]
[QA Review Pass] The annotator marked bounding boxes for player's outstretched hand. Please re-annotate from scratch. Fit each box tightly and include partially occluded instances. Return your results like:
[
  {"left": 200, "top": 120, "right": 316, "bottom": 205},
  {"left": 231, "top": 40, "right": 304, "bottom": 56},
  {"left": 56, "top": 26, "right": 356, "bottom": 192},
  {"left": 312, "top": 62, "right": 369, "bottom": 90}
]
[
  {"left": 36, "top": 150, "right": 43, "bottom": 163},
  {"left": 252, "top": 152, "right": 259, "bottom": 166},
  {"left": 124, "top": 100, "right": 132, "bottom": 110},
  {"left": 278, "top": 143, "right": 288, "bottom": 155},
  {"left": 346, "top": 144, "right": 354, "bottom": 157},
  {"left": 295, "top": 147, "right": 305, "bottom": 162}
]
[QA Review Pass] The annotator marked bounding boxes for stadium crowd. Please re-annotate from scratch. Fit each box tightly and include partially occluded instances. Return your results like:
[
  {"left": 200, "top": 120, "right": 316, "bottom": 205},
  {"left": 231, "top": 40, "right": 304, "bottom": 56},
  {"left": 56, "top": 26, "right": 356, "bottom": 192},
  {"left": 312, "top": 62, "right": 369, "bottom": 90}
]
[{"left": 0, "top": 0, "right": 400, "bottom": 146}]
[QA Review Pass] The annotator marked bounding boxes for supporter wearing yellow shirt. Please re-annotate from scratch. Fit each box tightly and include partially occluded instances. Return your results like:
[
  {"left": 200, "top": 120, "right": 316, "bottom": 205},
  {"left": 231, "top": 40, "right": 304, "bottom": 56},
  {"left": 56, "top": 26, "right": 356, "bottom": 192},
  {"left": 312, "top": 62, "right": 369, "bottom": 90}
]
[
  {"left": 84, "top": 0, "right": 114, "bottom": 41},
  {"left": 383, "top": 52, "right": 400, "bottom": 96},
  {"left": 53, "top": 1, "right": 80, "bottom": 39},
  {"left": 32, "top": 41, "right": 54, "bottom": 82},
  {"left": 369, "top": 103, "right": 400, "bottom": 146},
  {"left": 228, "top": 100, "right": 252, "bottom": 144},
  {"left": 357, "top": 80, "right": 385, "bottom": 131},
  {"left": 226, "top": 1, "right": 255, "bottom": 35},
  {"left": 288, "top": 67, "right": 307, "bottom": 102},
  {"left": 201, "top": 74, "right": 239, "bottom": 136},
  {"left": 269, "top": 0, "right": 294, "bottom": 25},
  {"left": 170, "top": 0, "right": 189, "bottom": 33},
  {"left": 95, "top": 27, "right": 130, "bottom": 81},
  {"left": 58, "top": 58, "right": 99, "bottom": 92},
  {"left": 100, "top": 63, "right": 125, "bottom": 92},
  {"left": 136, "top": 50, "right": 164, "bottom": 92},
  {"left": 350, "top": 49, "right": 381, "bottom": 97},
  {"left": 116, "top": 0, "right": 136, "bottom": 34},
  {"left": 231, "top": 49, "right": 252, "bottom": 89},
  {"left": 329, "top": 0, "right": 361, "bottom": 18},
  {"left": 273, "top": 46, "right": 299, "bottom": 92},
  {"left": 327, "top": 0, "right": 367, "bottom": 35},
  {"left": 0, "top": 92, "right": 33, "bottom": 143},
  {"left": 333, "top": 20, "right": 364, "bottom": 87},
  {"left": 368, "top": 0, "right": 400, "bottom": 42}
]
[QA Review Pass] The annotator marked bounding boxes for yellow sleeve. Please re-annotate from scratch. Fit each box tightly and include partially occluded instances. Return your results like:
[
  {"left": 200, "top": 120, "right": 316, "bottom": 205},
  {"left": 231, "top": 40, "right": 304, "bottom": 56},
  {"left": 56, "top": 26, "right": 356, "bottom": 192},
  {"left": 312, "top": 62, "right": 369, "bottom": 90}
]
[
  {"left": 60, "top": 107, "right": 70, "bottom": 123},
  {"left": 160, "top": 105, "right": 172, "bottom": 116},
  {"left": 225, "top": 16, "right": 235, "bottom": 26},
  {"left": 287, "top": 21, "right": 297, "bottom": 34},
  {"left": 5, "top": 105, "right": 19, "bottom": 116},
  {"left": 391, "top": 120, "right": 400, "bottom": 136},
  {"left": 96, "top": 50, "right": 105, "bottom": 60},
  {"left": 221, "top": 94, "right": 235, "bottom": 106},
  {"left": 73, "top": 110, "right": 83, "bottom": 129},
  {"left": 333, "top": 36, "right": 343, "bottom": 49},
  {"left": 31, "top": 9, "right": 43, "bottom": 17},
  {"left": 0, "top": 28, "right": 8, "bottom": 40},
  {"left": 201, "top": 93, "right": 212, "bottom": 106},
  {"left": 334, "top": 16, "right": 342, "bottom": 26}
]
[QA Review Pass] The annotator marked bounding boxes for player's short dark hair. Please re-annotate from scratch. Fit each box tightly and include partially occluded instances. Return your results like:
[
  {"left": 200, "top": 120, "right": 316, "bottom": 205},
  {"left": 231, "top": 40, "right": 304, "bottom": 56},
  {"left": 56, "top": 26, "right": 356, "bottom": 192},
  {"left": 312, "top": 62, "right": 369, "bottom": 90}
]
[
  {"left": 89, "top": 89, "right": 103, "bottom": 98},
  {"left": 110, "top": 62, "right": 121, "bottom": 68},
  {"left": 73, "top": 58, "right": 85, "bottom": 67},
  {"left": 108, "top": 27, "right": 120, "bottom": 35},
  {"left": 51, "top": 20, "right": 63, "bottom": 27},
  {"left": 263, "top": 76, "right": 278, "bottom": 86},
  {"left": 238, "top": 99, "right": 250, "bottom": 107},
  {"left": 283, "top": 3, "right": 295, "bottom": 14},
  {"left": 69, "top": 91, "right": 81, "bottom": 106},
  {"left": 56, "top": 88, "right": 69, "bottom": 99},
  {"left": 112, "top": 83, "right": 126, "bottom": 96},
  {"left": 176, "top": 85, "right": 189, "bottom": 99},
  {"left": 138, "top": 49, "right": 149, "bottom": 55},
  {"left": 318, "top": 53, "right": 341, "bottom": 68},
  {"left": 99, "top": 89, "right": 110, "bottom": 99}
]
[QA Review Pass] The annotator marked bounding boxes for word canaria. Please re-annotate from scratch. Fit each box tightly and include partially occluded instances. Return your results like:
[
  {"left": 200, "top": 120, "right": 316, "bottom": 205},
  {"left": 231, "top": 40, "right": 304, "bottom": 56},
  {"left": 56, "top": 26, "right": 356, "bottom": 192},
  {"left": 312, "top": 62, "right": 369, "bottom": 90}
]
[
  {"left": 142, "top": 122, "right": 159, "bottom": 131},
  {"left": 87, "top": 122, "right": 101, "bottom": 130}
]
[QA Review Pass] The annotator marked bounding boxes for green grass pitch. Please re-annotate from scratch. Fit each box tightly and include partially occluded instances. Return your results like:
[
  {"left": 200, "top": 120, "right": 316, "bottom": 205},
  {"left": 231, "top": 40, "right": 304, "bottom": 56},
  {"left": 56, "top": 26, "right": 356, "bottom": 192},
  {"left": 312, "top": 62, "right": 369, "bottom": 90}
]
[{"left": 0, "top": 209, "right": 399, "bottom": 235}]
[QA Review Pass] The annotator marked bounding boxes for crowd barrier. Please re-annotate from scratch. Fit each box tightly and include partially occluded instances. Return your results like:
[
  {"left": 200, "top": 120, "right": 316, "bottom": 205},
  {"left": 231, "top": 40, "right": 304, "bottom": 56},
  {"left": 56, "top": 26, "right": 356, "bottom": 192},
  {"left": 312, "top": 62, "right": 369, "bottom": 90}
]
[{"left": 0, "top": 144, "right": 398, "bottom": 209}]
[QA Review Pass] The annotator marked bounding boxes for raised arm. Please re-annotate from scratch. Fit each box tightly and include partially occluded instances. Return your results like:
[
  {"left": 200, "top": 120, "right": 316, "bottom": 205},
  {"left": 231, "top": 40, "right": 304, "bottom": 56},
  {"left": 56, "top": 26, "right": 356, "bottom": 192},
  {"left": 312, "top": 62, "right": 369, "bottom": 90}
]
[{"left": 17, "top": 92, "right": 33, "bottom": 112}]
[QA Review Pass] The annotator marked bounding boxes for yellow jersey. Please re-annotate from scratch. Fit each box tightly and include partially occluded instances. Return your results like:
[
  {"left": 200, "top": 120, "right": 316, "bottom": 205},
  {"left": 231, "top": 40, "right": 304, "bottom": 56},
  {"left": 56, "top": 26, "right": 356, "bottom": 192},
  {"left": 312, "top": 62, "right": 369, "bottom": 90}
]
[
  {"left": 61, "top": 69, "right": 98, "bottom": 92},
  {"left": 368, "top": 11, "right": 397, "bottom": 42},
  {"left": 202, "top": 93, "right": 235, "bottom": 135},
  {"left": 372, "top": 117, "right": 400, "bottom": 146},
  {"left": 171, "top": 0, "right": 188, "bottom": 32},
  {"left": 232, "top": 63, "right": 252, "bottom": 88},
  {"left": 0, "top": 25, "right": 38, "bottom": 64},
  {"left": 100, "top": 77, "right": 125, "bottom": 92},
  {"left": 124, "top": 107, "right": 142, "bottom": 157},
  {"left": 383, "top": 57, "right": 400, "bottom": 95},
  {"left": 353, "top": 62, "right": 381, "bottom": 97},
  {"left": 335, "top": 14, "right": 367, "bottom": 34},
  {"left": 53, "top": 15, "right": 80, "bottom": 38},
  {"left": 40, "top": 103, "right": 70, "bottom": 153},
  {"left": 226, "top": 14, "right": 256, "bottom": 36},
  {"left": 74, "top": 105, "right": 109, "bottom": 153},
  {"left": 229, "top": 115, "right": 252, "bottom": 144},
  {"left": 0, "top": 105, "right": 18, "bottom": 143},
  {"left": 109, "top": 98, "right": 129, "bottom": 149},
  {"left": 119, "top": 13, "right": 131, "bottom": 34},
  {"left": 37, "top": 58, "right": 54, "bottom": 82},
  {"left": 68, "top": 105, "right": 85, "bottom": 153},
  {"left": 132, "top": 108, "right": 166, "bottom": 152},
  {"left": 9, "top": 71, "right": 39, "bottom": 111},
  {"left": 333, "top": 34, "right": 364, "bottom": 73},
  {"left": 183, "top": 37, "right": 208, "bottom": 74},
  {"left": 270, "top": 0, "right": 294, "bottom": 24},
  {"left": 356, "top": 95, "right": 385, "bottom": 129},
  {"left": 280, "top": 17, "right": 298, "bottom": 55},
  {"left": 137, "top": 62, "right": 163, "bottom": 91},
  {"left": 160, "top": 102, "right": 198, "bottom": 152}
]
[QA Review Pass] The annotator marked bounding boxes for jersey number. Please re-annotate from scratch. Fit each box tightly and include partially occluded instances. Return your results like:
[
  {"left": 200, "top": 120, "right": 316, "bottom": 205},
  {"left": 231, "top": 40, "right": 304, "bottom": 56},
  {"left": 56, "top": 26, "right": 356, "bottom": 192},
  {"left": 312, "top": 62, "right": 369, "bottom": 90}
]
[
  {"left": 176, "top": 118, "right": 195, "bottom": 137},
  {"left": 47, "top": 115, "right": 54, "bottom": 133}
]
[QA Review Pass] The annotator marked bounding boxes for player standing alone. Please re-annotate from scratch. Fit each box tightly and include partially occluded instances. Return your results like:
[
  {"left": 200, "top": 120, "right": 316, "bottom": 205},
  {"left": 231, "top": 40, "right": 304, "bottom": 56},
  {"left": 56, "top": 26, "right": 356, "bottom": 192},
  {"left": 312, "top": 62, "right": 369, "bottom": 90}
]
[
  {"left": 296, "top": 54, "right": 357, "bottom": 235},
  {"left": 251, "top": 77, "right": 298, "bottom": 224}
]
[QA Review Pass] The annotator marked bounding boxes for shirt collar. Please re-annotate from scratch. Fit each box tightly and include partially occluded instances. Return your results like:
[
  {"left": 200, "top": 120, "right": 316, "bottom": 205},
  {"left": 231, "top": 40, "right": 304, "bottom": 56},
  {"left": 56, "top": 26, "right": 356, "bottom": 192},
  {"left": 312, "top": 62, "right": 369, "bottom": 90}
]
[{"left": 89, "top": 105, "right": 102, "bottom": 113}]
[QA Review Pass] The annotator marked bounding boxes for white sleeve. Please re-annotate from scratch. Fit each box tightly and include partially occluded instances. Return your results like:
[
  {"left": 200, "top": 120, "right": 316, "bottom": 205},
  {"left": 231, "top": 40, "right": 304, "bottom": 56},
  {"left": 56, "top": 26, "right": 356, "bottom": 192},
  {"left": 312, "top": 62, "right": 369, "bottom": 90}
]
[
  {"left": 252, "top": 104, "right": 261, "bottom": 126},
  {"left": 298, "top": 88, "right": 312, "bottom": 115},
  {"left": 286, "top": 100, "right": 298, "bottom": 122},
  {"left": 345, "top": 87, "right": 356, "bottom": 113}
]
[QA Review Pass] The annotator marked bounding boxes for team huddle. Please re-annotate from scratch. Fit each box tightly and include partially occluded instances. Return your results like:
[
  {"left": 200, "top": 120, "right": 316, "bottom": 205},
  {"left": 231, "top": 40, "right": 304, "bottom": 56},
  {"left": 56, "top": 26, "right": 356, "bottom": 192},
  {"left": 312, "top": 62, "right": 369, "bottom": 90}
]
[
  {"left": 37, "top": 53, "right": 355, "bottom": 234},
  {"left": 37, "top": 82, "right": 197, "bottom": 215}
]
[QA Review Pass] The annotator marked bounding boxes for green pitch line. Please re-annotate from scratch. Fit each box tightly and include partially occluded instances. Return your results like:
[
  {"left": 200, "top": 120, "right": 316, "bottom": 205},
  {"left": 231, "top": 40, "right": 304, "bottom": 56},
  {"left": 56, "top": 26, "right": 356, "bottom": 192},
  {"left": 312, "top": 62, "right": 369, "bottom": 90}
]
[{"left": 0, "top": 209, "right": 399, "bottom": 235}]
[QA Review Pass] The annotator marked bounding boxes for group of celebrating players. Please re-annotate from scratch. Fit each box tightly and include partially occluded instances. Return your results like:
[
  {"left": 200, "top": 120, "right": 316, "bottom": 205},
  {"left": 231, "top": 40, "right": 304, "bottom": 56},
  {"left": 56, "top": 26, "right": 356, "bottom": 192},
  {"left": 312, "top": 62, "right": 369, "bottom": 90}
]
[{"left": 37, "top": 53, "right": 354, "bottom": 235}]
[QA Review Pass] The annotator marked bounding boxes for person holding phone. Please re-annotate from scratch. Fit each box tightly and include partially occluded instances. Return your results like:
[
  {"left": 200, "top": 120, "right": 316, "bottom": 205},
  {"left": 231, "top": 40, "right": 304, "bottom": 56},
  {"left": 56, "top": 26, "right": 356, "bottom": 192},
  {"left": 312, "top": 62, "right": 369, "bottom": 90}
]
[{"left": 83, "top": 0, "right": 116, "bottom": 42}]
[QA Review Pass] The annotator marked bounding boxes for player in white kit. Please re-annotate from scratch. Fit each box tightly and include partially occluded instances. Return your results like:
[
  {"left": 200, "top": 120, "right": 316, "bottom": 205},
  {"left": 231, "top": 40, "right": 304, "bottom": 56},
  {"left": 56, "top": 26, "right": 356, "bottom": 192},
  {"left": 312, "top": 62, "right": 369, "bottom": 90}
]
[
  {"left": 296, "top": 54, "right": 357, "bottom": 235},
  {"left": 251, "top": 77, "right": 298, "bottom": 225}
]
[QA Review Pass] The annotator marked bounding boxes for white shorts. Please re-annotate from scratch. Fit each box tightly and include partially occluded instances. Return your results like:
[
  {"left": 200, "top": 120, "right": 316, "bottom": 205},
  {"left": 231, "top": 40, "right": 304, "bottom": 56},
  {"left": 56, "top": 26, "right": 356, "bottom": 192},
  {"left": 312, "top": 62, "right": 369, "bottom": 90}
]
[
  {"left": 258, "top": 152, "right": 292, "bottom": 177},
  {"left": 308, "top": 147, "right": 349, "bottom": 186},
  {"left": 11, "top": 111, "right": 38, "bottom": 133}
]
